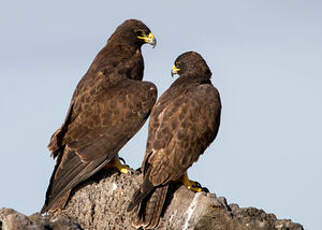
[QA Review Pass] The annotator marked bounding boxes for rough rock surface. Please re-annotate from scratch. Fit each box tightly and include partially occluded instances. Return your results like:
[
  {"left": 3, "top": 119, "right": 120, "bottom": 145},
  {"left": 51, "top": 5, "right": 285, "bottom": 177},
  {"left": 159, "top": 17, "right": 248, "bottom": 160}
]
[
  {"left": 0, "top": 208, "right": 82, "bottom": 230},
  {"left": 0, "top": 169, "right": 303, "bottom": 230}
]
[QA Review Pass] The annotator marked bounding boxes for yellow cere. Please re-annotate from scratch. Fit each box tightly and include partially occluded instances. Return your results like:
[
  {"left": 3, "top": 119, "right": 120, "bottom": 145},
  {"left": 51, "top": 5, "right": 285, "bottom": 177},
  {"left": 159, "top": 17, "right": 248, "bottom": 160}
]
[
  {"left": 171, "top": 65, "right": 180, "bottom": 74},
  {"left": 137, "top": 32, "right": 154, "bottom": 43},
  {"left": 148, "top": 32, "right": 154, "bottom": 40}
]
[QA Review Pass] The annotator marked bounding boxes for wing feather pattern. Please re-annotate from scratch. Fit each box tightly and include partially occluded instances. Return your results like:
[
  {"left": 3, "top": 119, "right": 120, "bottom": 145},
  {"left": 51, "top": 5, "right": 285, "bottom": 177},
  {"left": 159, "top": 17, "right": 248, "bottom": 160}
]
[
  {"left": 42, "top": 19, "right": 157, "bottom": 213},
  {"left": 129, "top": 61, "right": 221, "bottom": 229},
  {"left": 42, "top": 71, "right": 157, "bottom": 213}
]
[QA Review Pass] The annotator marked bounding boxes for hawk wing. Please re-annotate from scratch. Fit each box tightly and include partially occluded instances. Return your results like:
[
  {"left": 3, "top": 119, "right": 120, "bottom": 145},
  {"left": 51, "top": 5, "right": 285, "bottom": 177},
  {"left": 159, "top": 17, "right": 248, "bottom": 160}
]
[
  {"left": 145, "top": 83, "right": 221, "bottom": 186},
  {"left": 42, "top": 70, "right": 157, "bottom": 213}
]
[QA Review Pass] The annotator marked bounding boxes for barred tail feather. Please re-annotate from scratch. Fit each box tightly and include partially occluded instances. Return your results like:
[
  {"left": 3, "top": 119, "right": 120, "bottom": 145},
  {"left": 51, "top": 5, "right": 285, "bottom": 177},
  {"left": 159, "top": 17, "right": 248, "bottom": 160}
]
[{"left": 131, "top": 185, "right": 169, "bottom": 229}]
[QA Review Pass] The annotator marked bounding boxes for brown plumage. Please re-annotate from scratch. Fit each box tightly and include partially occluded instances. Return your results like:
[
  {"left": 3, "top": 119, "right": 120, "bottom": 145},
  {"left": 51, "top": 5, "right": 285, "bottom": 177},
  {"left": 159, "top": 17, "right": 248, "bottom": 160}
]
[
  {"left": 128, "top": 51, "right": 221, "bottom": 229},
  {"left": 41, "top": 19, "right": 157, "bottom": 213}
]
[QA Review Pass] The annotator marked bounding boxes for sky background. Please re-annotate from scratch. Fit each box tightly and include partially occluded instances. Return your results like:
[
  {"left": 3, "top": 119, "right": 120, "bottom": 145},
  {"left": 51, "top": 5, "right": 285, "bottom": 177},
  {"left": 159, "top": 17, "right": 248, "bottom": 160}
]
[{"left": 1, "top": 1, "right": 321, "bottom": 229}]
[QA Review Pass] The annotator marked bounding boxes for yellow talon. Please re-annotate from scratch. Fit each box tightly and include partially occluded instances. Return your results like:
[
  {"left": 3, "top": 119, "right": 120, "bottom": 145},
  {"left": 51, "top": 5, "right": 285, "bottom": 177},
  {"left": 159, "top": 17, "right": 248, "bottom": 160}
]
[
  {"left": 119, "top": 166, "right": 129, "bottom": 174},
  {"left": 188, "top": 185, "right": 202, "bottom": 193},
  {"left": 180, "top": 173, "right": 202, "bottom": 192},
  {"left": 104, "top": 157, "right": 130, "bottom": 174}
]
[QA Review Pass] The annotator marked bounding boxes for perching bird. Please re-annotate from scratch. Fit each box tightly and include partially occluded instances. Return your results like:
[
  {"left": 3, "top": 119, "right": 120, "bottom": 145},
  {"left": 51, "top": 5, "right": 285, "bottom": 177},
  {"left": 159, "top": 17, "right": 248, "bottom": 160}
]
[
  {"left": 41, "top": 19, "right": 158, "bottom": 213},
  {"left": 128, "top": 51, "right": 221, "bottom": 229}
]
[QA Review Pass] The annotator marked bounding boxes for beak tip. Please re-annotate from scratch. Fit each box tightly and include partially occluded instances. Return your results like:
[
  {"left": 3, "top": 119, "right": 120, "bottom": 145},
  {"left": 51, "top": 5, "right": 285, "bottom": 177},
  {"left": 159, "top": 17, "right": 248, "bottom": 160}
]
[
  {"left": 171, "top": 70, "right": 176, "bottom": 78},
  {"left": 151, "top": 39, "right": 157, "bottom": 48}
]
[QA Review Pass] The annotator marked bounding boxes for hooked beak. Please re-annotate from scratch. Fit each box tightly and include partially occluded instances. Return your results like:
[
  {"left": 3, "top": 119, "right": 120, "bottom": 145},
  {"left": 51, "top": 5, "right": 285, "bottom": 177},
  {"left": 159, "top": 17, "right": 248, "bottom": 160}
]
[
  {"left": 138, "top": 32, "right": 157, "bottom": 48},
  {"left": 171, "top": 65, "right": 180, "bottom": 77}
]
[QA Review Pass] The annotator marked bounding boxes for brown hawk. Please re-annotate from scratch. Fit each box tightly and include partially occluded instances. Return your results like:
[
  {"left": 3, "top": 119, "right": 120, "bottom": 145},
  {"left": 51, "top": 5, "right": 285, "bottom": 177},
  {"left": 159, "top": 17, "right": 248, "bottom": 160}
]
[
  {"left": 128, "top": 51, "right": 221, "bottom": 229},
  {"left": 41, "top": 19, "right": 157, "bottom": 213}
]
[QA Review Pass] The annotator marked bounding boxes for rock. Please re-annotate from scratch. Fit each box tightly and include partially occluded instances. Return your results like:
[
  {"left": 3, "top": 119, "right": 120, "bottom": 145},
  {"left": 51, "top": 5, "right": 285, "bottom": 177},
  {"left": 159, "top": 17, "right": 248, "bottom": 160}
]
[
  {"left": 0, "top": 208, "right": 82, "bottom": 230},
  {"left": 0, "top": 169, "right": 303, "bottom": 230}
]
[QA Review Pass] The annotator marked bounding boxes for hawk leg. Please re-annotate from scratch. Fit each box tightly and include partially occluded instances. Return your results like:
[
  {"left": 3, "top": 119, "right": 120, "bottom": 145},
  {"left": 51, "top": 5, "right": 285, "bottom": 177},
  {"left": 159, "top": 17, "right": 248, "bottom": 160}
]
[
  {"left": 104, "top": 156, "right": 130, "bottom": 174},
  {"left": 180, "top": 173, "right": 203, "bottom": 192}
]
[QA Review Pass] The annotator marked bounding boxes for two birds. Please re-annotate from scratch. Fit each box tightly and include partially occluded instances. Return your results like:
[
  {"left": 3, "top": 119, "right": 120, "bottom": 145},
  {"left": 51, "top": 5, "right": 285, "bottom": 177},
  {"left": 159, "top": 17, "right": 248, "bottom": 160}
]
[{"left": 41, "top": 19, "right": 221, "bottom": 229}]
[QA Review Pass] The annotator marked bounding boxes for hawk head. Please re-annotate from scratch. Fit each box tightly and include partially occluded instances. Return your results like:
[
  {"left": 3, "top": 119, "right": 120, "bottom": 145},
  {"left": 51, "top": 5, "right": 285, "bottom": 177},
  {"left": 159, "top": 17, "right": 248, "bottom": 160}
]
[
  {"left": 171, "top": 51, "right": 212, "bottom": 78},
  {"left": 110, "top": 19, "right": 156, "bottom": 48}
]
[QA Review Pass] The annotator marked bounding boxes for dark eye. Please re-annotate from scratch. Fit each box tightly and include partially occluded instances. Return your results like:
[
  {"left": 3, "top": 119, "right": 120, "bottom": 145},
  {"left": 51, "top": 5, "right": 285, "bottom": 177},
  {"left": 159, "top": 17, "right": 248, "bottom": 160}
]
[{"left": 135, "top": 29, "right": 144, "bottom": 37}]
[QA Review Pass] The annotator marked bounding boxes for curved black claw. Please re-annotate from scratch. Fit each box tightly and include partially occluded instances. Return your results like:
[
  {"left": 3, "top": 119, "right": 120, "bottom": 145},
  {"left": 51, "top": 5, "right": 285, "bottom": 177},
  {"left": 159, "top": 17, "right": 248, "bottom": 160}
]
[
  {"left": 119, "top": 157, "right": 126, "bottom": 164},
  {"left": 201, "top": 187, "right": 209, "bottom": 193},
  {"left": 118, "top": 157, "right": 130, "bottom": 168},
  {"left": 192, "top": 181, "right": 202, "bottom": 188}
]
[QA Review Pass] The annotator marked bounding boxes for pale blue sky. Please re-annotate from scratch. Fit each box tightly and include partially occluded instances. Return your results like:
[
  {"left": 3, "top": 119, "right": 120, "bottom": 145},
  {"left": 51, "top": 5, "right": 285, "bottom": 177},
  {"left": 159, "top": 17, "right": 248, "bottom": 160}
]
[{"left": 1, "top": 1, "right": 321, "bottom": 229}]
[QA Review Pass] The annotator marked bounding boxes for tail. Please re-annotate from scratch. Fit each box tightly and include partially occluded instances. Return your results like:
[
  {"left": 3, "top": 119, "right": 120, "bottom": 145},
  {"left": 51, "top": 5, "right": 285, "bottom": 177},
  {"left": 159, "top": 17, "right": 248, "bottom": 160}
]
[
  {"left": 41, "top": 148, "right": 75, "bottom": 213},
  {"left": 129, "top": 185, "right": 169, "bottom": 229},
  {"left": 41, "top": 147, "right": 108, "bottom": 213},
  {"left": 41, "top": 189, "right": 71, "bottom": 213},
  {"left": 128, "top": 178, "right": 154, "bottom": 212}
]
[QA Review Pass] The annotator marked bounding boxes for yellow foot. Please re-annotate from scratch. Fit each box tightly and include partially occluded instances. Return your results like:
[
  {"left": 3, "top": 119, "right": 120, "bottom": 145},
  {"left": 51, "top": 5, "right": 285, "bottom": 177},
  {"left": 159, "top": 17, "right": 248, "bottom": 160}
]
[
  {"left": 104, "top": 156, "right": 130, "bottom": 174},
  {"left": 180, "top": 173, "right": 203, "bottom": 192}
]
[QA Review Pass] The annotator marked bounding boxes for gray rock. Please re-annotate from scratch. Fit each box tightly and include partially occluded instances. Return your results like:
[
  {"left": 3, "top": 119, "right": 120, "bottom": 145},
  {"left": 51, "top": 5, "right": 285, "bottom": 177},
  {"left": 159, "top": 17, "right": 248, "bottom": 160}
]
[
  {"left": 0, "top": 169, "right": 304, "bottom": 230},
  {"left": 0, "top": 208, "right": 82, "bottom": 230}
]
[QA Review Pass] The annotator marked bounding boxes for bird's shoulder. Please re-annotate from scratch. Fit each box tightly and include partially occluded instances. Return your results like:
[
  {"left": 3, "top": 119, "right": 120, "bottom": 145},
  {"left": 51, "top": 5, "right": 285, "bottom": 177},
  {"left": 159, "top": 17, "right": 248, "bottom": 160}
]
[
  {"left": 153, "top": 79, "right": 220, "bottom": 114},
  {"left": 191, "top": 81, "right": 221, "bottom": 105}
]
